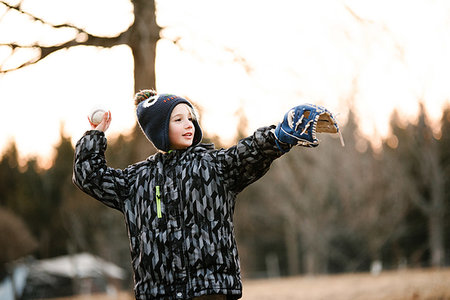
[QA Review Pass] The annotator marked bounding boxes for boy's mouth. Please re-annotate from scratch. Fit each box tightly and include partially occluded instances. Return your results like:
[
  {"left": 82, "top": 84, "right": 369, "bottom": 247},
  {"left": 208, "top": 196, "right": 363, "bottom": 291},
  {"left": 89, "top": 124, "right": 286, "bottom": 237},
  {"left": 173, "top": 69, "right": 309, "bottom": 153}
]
[{"left": 183, "top": 132, "right": 193, "bottom": 137}]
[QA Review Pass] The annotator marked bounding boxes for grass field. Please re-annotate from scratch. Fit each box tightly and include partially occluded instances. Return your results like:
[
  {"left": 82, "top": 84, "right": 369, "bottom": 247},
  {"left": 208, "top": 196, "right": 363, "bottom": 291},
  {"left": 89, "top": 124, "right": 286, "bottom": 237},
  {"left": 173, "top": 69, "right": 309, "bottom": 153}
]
[
  {"left": 242, "top": 268, "right": 450, "bottom": 300},
  {"left": 52, "top": 268, "right": 450, "bottom": 300}
]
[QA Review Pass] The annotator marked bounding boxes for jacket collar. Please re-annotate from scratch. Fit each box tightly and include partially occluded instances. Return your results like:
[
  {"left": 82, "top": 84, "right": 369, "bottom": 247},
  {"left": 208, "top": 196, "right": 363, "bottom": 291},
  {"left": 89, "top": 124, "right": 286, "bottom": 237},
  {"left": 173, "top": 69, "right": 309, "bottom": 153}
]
[{"left": 147, "top": 143, "right": 215, "bottom": 163}]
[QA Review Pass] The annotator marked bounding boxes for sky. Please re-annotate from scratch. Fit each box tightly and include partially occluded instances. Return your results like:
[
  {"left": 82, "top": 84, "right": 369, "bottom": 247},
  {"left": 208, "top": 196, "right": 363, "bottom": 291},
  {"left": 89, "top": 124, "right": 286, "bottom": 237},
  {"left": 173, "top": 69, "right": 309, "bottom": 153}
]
[{"left": 1, "top": 0, "right": 450, "bottom": 168}]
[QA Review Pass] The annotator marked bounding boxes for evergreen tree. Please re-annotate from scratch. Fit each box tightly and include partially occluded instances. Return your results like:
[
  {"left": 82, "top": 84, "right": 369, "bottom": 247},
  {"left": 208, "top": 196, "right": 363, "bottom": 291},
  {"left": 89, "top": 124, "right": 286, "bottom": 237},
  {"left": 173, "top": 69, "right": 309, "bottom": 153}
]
[
  {"left": 438, "top": 105, "right": 450, "bottom": 265},
  {"left": 37, "top": 126, "right": 75, "bottom": 257},
  {"left": 0, "top": 141, "right": 20, "bottom": 209}
]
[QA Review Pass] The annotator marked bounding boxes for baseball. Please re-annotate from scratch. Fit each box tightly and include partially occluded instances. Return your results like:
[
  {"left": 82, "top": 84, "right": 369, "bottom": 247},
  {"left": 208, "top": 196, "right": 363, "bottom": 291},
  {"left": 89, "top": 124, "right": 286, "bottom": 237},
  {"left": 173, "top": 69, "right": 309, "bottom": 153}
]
[{"left": 89, "top": 108, "right": 107, "bottom": 125}]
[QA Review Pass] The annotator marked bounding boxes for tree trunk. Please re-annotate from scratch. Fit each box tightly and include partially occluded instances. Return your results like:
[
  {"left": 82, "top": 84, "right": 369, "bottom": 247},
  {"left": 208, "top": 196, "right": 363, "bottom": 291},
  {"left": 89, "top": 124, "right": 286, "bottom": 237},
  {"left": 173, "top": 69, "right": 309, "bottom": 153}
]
[
  {"left": 284, "top": 220, "right": 299, "bottom": 275},
  {"left": 429, "top": 210, "right": 444, "bottom": 267},
  {"left": 303, "top": 247, "right": 318, "bottom": 275},
  {"left": 428, "top": 137, "right": 445, "bottom": 268},
  {"left": 129, "top": 0, "right": 161, "bottom": 92},
  {"left": 429, "top": 169, "right": 445, "bottom": 267}
]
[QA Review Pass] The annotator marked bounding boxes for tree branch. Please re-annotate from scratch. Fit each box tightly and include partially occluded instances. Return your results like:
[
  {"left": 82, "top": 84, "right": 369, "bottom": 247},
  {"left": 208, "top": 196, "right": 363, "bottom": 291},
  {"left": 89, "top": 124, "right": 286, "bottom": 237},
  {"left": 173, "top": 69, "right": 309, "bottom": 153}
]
[
  {"left": 0, "top": 0, "right": 85, "bottom": 32},
  {"left": 0, "top": 31, "right": 130, "bottom": 73},
  {"left": 0, "top": 0, "right": 133, "bottom": 73},
  {"left": 343, "top": 3, "right": 405, "bottom": 62},
  {"left": 344, "top": 4, "right": 375, "bottom": 25},
  {"left": 160, "top": 29, "right": 253, "bottom": 75}
]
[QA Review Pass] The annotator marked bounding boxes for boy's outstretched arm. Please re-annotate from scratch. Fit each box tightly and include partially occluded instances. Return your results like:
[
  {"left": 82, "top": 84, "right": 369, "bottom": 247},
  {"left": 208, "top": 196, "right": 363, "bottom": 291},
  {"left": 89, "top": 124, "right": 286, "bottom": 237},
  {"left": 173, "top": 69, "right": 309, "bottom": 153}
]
[
  {"left": 73, "top": 111, "right": 130, "bottom": 212},
  {"left": 217, "top": 104, "right": 342, "bottom": 194},
  {"left": 216, "top": 125, "right": 287, "bottom": 194}
]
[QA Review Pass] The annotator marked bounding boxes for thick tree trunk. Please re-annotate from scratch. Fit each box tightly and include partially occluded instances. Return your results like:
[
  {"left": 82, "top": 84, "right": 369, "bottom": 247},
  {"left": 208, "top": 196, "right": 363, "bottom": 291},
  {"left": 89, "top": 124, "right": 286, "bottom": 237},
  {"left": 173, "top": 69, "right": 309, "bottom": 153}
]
[
  {"left": 129, "top": 0, "right": 161, "bottom": 92},
  {"left": 123, "top": 0, "right": 161, "bottom": 160}
]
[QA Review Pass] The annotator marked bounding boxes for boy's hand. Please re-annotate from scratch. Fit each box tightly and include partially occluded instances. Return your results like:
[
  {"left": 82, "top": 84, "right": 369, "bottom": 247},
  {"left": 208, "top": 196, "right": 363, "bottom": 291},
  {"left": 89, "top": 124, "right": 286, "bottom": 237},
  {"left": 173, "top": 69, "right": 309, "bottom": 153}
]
[{"left": 89, "top": 111, "right": 111, "bottom": 132}]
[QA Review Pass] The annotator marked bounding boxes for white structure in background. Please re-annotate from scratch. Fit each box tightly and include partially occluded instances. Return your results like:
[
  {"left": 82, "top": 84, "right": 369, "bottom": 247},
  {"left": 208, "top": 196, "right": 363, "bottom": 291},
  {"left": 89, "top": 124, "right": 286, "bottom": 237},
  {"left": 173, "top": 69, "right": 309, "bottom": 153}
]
[
  {"left": 0, "top": 253, "right": 126, "bottom": 300},
  {"left": 370, "top": 260, "right": 383, "bottom": 276}
]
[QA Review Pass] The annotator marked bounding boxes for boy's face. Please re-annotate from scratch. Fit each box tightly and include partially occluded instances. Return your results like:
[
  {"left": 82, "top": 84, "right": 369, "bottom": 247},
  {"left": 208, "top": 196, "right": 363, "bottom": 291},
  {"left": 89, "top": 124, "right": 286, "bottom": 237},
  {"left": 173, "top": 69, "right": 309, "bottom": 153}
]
[{"left": 168, "top": 103, "right": 195, "bottom": 150}]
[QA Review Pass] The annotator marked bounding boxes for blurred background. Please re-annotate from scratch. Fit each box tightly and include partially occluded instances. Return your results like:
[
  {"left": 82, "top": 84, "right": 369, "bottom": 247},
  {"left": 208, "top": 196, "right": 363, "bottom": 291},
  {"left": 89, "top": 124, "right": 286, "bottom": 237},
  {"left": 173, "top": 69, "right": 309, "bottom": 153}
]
[{"left": 0, "top": 0, "right": 449, "bottom": 299}]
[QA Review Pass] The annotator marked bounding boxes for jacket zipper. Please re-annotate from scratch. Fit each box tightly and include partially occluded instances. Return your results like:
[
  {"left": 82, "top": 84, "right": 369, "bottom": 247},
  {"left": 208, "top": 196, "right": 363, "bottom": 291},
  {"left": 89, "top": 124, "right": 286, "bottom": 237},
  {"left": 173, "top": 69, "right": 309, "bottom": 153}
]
[{"left": 156, "top": 185, "right": 162, "bottom": 218}]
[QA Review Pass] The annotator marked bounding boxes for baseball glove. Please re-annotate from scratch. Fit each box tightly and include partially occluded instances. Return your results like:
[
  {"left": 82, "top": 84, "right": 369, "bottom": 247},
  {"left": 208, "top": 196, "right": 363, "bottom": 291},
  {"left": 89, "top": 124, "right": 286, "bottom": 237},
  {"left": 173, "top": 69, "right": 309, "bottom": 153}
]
[{"left": 274, "top": 103, "right": 344, "bottom": 149}]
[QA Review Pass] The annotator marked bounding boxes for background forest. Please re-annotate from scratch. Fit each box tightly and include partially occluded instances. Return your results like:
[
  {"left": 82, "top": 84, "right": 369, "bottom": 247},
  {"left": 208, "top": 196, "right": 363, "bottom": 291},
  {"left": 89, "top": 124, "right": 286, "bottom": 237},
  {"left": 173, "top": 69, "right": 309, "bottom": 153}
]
[
  {"left": 0, "top": 0, "right": 450, "bottom": 293},
  {"left": 1, "top": 102, "right": 449, "bottom": 288}
]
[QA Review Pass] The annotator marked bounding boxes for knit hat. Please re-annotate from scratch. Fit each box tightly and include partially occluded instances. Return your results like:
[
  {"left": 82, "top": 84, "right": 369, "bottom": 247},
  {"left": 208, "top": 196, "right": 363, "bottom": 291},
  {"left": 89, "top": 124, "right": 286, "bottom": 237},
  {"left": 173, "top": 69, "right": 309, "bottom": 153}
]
[{"left": 136, "top": 93, "right": 203, "bottom": 151}]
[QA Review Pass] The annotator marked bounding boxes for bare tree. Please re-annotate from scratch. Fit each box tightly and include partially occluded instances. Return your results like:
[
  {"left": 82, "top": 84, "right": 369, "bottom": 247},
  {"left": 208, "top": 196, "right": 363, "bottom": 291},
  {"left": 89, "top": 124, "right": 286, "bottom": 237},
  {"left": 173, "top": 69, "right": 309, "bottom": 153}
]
[
  {"left": 332, "top": 111, "right": 410, "bottom": 271},
  {"left": 0, "top": 0, "right": 160, "bottom": 91},
  {"left": 253, "top": 109, "right": 411, "bottom": 275},
  {"left": 252, "top": 138, "right": 340, "bottom": 275},
  {"left": 386, "top": 105, "right": 446, "bottom": 267},
  {"left": 409, "top": 104, "right": 445, "bottom": 267}
]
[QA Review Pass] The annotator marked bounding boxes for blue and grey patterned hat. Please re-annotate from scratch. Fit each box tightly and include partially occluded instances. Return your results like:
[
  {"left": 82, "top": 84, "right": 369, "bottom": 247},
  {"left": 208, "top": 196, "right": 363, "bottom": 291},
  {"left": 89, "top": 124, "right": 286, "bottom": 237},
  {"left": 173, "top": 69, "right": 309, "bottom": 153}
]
[{"left": 136, "top": 93, "right": 202, "bottom": 151}]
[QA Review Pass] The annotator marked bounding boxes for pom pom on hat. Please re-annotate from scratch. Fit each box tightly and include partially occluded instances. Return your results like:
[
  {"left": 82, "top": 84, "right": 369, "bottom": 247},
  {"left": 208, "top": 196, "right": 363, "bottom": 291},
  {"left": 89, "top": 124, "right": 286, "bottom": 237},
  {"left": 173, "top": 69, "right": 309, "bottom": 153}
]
[{"left": 136, "top": 91, "right": 203, "bottom": 151}]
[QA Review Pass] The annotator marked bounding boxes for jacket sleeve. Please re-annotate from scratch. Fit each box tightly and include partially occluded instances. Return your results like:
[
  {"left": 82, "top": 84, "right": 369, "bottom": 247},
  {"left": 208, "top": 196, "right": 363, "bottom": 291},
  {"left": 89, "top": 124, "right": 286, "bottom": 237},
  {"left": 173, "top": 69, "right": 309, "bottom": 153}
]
[
  {"left": 216, "top": 125, "right": 289, "bottom": 194},
  {"left": 72, "top": 130, "right": 130, "bottom": 212}
]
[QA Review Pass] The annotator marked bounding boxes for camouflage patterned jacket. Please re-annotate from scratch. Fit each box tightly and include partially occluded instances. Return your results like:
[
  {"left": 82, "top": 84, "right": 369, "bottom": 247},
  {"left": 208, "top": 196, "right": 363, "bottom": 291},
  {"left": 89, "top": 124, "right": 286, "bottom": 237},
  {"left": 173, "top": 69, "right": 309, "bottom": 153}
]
[{"left": 72, "top": 126, "right": 286, "bottom": 300}]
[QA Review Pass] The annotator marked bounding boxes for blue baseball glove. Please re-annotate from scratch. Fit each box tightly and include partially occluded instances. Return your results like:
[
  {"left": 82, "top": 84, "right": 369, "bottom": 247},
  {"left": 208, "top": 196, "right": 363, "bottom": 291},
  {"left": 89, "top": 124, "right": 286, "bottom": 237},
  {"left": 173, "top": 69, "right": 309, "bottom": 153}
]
[{"left": 274, "top": 104, "right": 344, "bottom": 151}]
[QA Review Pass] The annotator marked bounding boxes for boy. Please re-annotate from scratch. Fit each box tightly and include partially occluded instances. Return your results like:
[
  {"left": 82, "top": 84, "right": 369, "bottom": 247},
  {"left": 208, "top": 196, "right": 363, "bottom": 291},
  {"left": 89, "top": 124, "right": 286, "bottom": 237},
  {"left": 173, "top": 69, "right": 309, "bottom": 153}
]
[{"left": 73, "top": 90, "right": 339, "bottom": 299}]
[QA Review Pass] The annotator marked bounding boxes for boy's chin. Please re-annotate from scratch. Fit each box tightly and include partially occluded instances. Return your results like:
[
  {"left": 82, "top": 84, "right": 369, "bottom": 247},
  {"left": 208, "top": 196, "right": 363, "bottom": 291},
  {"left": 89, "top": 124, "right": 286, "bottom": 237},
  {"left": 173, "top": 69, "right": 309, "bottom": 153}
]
[{"left": 171, "top": 142, "right": 193, "bottom": 150}]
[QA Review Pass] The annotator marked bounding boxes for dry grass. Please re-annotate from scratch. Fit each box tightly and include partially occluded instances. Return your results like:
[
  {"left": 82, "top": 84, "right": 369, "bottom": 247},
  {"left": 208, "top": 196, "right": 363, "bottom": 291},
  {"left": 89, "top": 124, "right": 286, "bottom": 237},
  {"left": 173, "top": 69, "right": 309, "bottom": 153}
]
[
  {"left": 242, "top": 268, "right": 450, "bottom": 300},
  {"left": 49, "top": 291, "right": 134, "bottom": 300},
  {"left": 49, "top": 268, "right": 450, "bottom": 300}
]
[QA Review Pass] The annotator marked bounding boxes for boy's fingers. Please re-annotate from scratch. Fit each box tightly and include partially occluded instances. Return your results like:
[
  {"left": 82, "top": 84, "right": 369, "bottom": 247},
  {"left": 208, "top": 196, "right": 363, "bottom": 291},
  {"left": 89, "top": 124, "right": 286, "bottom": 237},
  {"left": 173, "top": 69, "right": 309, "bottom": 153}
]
[
  {"left": 88, "top": 116, "right": 96, "bottom": 129},
  {"left": 87, "top": 110, "right": 111, "bottom": 132},
  {"left": 98, "top": 111, "right": 112, "bottom": 132}
]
